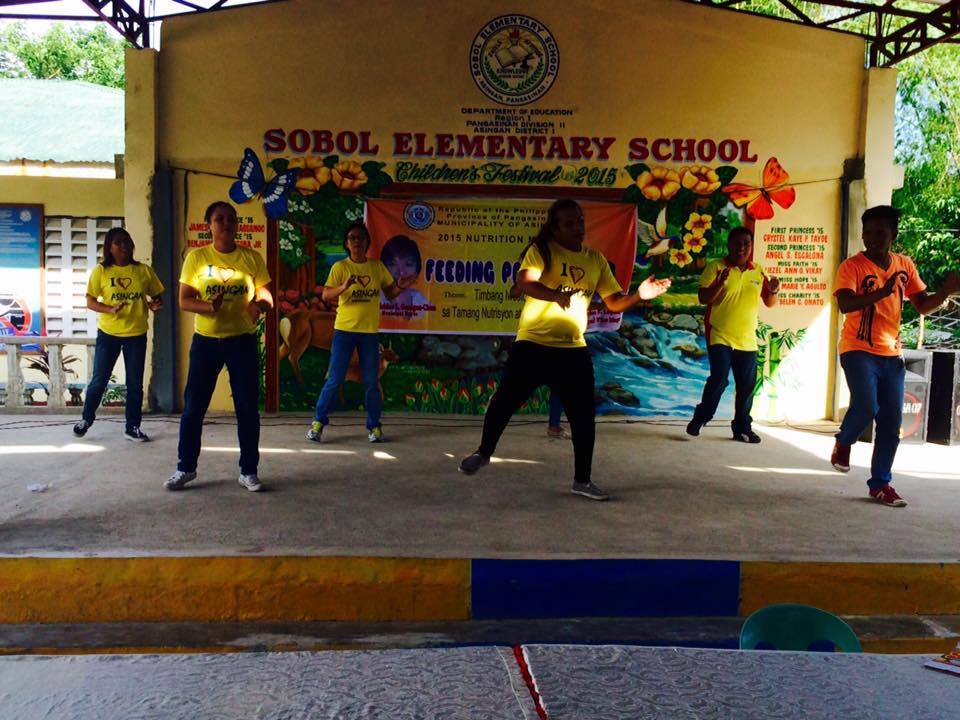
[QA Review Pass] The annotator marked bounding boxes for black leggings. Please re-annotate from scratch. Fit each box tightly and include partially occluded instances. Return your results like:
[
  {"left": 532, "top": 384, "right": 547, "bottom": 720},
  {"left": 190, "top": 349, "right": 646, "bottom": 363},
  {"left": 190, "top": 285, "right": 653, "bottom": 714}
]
[{"left": 478, "top": 341, "right": 596, "bottom": 483}]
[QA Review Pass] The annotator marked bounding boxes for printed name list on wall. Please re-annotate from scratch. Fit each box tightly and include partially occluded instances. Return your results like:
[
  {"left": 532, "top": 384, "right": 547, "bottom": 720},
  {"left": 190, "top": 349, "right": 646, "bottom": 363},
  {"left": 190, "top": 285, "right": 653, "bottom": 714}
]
[{"left": 760, "top": 226, "right": 830, "bottom": 308}]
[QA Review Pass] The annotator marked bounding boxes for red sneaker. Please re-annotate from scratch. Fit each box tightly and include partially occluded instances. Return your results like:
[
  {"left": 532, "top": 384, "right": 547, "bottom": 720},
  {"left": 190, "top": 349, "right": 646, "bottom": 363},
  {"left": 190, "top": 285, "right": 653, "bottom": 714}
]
[
  {"left": 869, "top": 485, "right": 907, "bottom": 507},
  {"left": 831, "top": 441, "right": 851, "bottom": 472}
]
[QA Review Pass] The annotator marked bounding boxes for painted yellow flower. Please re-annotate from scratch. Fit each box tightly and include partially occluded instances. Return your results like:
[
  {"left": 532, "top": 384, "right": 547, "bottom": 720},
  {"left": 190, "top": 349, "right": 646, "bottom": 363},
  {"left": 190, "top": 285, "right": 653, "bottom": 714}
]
[
  {"left": 332, "top": 160, "right": 368, "bottom": 191},
  {"left": 684, "top": 212, "right": 712, "bottom": 235},
  {"left": 636, "top": 166, "right": 681, "bottom": 202},
  {"left": 288, "top": 156, "right": 331, "bottom": 195},
  {"left": 679, "top": 165, "right": 721, "bottom": 196},
  {"left": 683, "top": 233, "right": 708, "bottom": 253},
  {"left": 669, "top": 248, "right": 693, "bottom": 267}
]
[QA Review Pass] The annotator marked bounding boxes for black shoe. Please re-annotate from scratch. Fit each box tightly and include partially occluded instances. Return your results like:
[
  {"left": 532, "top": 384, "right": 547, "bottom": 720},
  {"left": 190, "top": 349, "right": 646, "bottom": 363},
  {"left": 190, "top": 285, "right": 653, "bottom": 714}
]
[
  {"left": 686, "top": 419, "right": 702, "bottom": 437},
  {"left": 459, "top": 452, "right": 489, "bottom": 474},
  {"left": 124, "top": 427, "right": 150, "bottom": 442},
  {"left": 73, "top": 419, "right": 91, "bottom": 437},
  {"left": 733, "top": 430, "right": 762, "bottom": 444}
]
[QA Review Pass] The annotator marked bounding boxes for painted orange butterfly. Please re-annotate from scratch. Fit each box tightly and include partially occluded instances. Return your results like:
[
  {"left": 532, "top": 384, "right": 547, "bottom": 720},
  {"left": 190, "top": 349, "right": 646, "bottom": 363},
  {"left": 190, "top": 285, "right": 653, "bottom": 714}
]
[{"left": 722, "top": 157, "right": 796, "bottom": 220}]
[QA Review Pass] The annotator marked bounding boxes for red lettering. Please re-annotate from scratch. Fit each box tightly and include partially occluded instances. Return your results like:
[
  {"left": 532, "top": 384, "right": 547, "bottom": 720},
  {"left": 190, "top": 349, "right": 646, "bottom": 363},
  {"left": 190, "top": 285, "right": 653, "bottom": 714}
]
[
  {"left": 336, "top": 131, "right": 358, "bottom": 154},
  {"left": 487, "top": 135, "right": 505, "bottom": 158},
  {"left": 718, "top": 139, "right": 738, "bottom": 162},
  {"left": 359, "top": 131, "right": 379, "bottom": 155},
  {"left": 570, "top": 136, "right": 592, "bottom": 160},
  {"left": 436, "top": 133, "right": 455, "bottom": 157},
  {"left": 311, "top": 130, "right": 333, "bottom": 154},
  {"left": 456, "top": 134, "right": 485, "bottom": 158},
  {"left": 628, "top": 138, "right": 649, "bottom": 161},
  {"left": 651, "top": 138, "right": 671, "bottom": 161},
  {"left": 547, "top": 136, "right": 569, "bottom": 160},
  {"left": 696, "top": 139, "right": 716, "bottom": 162},
  {"left": 289, "top": 129, "right": 310, "bottom": 153},
  {"left": 739, "top": 139, "right": 758, "bottom": 163},
  {"left": 393, "top": 132, "right": 413, "bottom": 155},
  {"left": 673, "top": 138, "right": 696, "bottom": 162},
  {"left": 414, "top": 133, "right": 433, "bottom": 155},
  {"left": 263, "top": 128, "right": 286, "bottom": 153},
  {"left": 529, "top": 135, "right": 548, "bottom": 159},
  {"left": 507, "top": 135, "right": 526, "bottom": 158},
  {"left": 592, "top": 137, "right": 615, "bottom": 160}
]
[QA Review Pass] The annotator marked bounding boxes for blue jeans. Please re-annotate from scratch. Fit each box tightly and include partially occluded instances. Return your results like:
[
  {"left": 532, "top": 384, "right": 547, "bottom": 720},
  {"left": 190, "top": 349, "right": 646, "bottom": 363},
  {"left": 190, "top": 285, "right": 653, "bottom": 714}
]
[
  {"left": 836, "top": 351, "right": 905, "bottom": 489},
  {"left": 548, "top": 391, "right": 564, "bottom": 427},
  {"left": 82, "top": 330, "right": 146, "bottom": 432},
  {"left": 178, "top": 333, "right": 260, "bottom": 476},
  {"left": 312, "top": 330, "right": 382, "bottom": 430},
  {"left": 692, "top": 344, "right": 757, "bottom": 434}
]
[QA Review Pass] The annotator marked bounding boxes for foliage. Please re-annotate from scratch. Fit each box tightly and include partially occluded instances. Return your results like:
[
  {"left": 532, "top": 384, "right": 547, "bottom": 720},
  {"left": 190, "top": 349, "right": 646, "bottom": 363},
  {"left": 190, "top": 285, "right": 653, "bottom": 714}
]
[
  {"left": 0, "top": 21, "right": 127, "bottom": 88},
  {"left": 893, "top": 44, "right": 960, "bottom": 289},
  {"left": 25, "top": 347, "right": 78, "bottom": 378}
]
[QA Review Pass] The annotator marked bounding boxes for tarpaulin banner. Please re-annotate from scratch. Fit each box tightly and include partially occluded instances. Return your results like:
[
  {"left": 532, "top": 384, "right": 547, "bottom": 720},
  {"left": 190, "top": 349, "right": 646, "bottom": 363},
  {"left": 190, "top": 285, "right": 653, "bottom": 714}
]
[{"left": 365, "top": 198, "right": 636, "bottom": 334}]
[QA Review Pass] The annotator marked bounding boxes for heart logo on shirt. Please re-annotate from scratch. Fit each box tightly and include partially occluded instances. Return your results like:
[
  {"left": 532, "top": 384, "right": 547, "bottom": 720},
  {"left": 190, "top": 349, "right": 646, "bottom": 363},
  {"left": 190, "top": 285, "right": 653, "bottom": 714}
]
[
  {"left": 217, "top": 267, "right": 235, "bottom": 282},
  {"left": 356, "top": 275, "right": 371, "bottom": 288},
  {"left": 569, "top": 266, "right": 585, "bottom": 284},
  {"left": 117, "top": 277, "right": 132, "bottom": 290}
]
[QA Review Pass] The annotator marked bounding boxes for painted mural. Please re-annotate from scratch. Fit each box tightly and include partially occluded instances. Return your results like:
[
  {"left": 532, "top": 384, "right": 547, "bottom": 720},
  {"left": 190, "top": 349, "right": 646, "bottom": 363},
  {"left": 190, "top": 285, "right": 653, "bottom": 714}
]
[{"left": 222, "top": 141, "right": 815, "bottom": 419}]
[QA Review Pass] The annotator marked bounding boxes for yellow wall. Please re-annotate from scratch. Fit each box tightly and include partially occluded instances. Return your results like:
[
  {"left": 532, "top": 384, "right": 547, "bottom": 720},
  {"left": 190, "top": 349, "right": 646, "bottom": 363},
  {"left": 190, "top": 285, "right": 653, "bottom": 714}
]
[
  {"left": 144, "top": 0, "right": 890, "bottom": 416},
  {"left": 0, "top": 176, "right": 122, "bottom": 217}
]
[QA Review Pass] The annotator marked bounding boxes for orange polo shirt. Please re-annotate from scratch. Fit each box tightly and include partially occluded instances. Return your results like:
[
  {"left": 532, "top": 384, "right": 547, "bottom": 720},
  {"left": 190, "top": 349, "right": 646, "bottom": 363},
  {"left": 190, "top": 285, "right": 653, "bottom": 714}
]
[{"left": 834, "top": 251, "right": 925, "bottom": 356}]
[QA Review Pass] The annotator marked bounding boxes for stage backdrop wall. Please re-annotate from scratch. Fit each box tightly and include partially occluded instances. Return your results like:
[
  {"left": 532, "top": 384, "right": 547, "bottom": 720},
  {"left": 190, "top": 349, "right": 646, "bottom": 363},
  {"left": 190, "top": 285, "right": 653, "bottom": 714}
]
[{"left": 153, "top": 0, "right": 873, "bottom": 419}]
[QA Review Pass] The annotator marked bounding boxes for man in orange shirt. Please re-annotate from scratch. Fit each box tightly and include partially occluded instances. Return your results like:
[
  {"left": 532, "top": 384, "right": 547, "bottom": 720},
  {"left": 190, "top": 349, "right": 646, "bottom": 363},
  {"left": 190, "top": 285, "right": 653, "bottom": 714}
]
[{"left": 832, "top": 205, "right": 960, "bottom": 507}]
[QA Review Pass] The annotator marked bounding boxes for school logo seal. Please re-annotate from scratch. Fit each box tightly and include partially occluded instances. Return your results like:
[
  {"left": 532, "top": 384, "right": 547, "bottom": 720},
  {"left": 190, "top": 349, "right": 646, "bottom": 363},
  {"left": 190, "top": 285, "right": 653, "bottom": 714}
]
[
  {"left": 469, "top": 15, "right": 559, "bottom": 106},
  {"left": 403, "top": 202, "right": 435, "bottom": 230}
]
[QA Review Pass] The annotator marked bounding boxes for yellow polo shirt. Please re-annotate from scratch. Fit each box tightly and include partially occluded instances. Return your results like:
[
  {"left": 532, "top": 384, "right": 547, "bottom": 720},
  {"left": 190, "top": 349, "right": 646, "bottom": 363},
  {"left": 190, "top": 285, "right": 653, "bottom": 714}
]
[
  {"left": 180, "top": 245, "right": 270, "bottom": 338},
  {"left": 700, "top": 259, "right": 765, "bottom": 351},
  {"left": 516, "top": 241, "right": 621, "bottom": 348},
  {"left": 87, "top": 263, "right": 164, "bottom": 337},
  {"left": 327, "top": 258, "right": 394, "bottom": 333}
]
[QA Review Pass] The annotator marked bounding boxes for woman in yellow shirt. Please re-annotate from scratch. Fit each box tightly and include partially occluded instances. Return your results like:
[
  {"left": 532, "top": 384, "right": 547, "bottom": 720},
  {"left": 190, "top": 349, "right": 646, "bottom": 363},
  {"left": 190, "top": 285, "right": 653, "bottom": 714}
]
[
  {"left": 165, "top": 201, "right": 273, "bottom": 493},
  {"left": 306, "top": 222, "right": 414, "bottom": 443},
  {"left": 459, "top": 199, "right": 671, "bottom": 500},
  {"left": 73, "top": 227, "right": 164, "bottom": 441}
]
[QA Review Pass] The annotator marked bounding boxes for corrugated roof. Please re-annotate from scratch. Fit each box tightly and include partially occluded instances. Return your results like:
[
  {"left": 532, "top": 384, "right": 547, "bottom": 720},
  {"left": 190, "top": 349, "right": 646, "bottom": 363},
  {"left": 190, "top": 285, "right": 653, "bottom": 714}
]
[{"left": 0, "top": 79, "right": 123, "bottom": 163}]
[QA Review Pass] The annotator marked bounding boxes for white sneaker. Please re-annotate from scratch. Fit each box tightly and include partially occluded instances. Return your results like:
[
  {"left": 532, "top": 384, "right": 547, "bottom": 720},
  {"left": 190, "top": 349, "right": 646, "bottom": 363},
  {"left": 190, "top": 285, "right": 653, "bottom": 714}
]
[
  {"left": 306, "top": 421, "right": 324, "bottom": 442},
  {"left": 165, "top": 470, "right": 196, "bottom": 491},
  {"left": 238, "top": 473, "right": 263, "bottom": 492},
  {"left": 368, "top": 426, "right": 383, "bottom": 443}
]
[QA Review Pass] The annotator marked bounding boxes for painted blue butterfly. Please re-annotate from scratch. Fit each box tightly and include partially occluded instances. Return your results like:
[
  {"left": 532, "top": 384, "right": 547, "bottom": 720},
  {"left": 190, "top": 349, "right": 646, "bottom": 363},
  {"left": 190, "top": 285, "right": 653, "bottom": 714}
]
[{"left": 229, "top": 148, "right": 300, "bottom": 219}]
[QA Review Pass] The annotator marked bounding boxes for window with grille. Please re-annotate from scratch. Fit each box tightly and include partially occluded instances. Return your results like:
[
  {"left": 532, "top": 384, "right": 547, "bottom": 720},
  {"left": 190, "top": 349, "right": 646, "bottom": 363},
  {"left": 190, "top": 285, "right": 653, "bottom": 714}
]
[{"left": 43, "top": 217, "right": 123, "bottom": 337}]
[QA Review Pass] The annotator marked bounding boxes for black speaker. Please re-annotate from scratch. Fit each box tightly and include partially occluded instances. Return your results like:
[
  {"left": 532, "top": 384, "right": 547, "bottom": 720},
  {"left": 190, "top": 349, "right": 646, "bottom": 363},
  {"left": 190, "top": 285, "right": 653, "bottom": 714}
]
[
  {"left": 859, "top": 350, "right": 931, "bottom": 444},
  {"left": 927, "top": 350, "right": 960, "bottom": 446}
]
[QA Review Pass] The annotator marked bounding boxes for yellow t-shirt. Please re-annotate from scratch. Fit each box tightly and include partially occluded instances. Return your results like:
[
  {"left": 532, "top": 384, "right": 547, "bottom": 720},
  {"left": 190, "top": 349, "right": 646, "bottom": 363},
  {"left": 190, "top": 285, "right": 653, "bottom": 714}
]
[
  {"left": 700, "top": 259, "right": 765, "bottom": 351},
  {"left": 327, "top": 258, "right": 394, "bottom": 333},
  {"left": 86, "top": 263, "right": 164, "bottom": 337},
  {"left": 179, "top": 245, "right": 271, "bottom": 338},
  {"left": 516, "top": 241, "right": 621, "bottom": 348}
]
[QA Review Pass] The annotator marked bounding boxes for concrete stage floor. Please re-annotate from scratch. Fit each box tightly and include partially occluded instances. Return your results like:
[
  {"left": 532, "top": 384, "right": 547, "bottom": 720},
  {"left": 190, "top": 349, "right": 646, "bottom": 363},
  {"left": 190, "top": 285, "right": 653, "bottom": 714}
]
[{"left": 1, "top": 412, "right": 958, "bottom": 562}]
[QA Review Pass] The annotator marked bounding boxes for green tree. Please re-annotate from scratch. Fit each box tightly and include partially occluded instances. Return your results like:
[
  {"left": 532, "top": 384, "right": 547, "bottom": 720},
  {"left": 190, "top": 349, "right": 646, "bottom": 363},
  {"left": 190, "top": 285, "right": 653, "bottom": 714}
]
[
  {"left": 893, "top": 45, "right": 960, "bottom": 289},
  {"left": 0, "top": 21, "right": 127, "bottom": 88}
]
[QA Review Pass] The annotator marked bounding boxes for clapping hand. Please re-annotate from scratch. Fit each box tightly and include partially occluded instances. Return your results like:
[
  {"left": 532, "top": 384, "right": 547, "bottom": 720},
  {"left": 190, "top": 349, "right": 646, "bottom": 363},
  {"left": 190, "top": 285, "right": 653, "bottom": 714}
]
[
  {"left": 210, "top": 288, "right": 225, "bottom": 312},
  {"left": 765, "top": 276, "right": 780, "bottom": 294},
  {"left": 111, "top": 301, "right": 128, "bottom": 314},
  {"left": 638, "top": 275, "right": 672, "bottom": 300},
  {"left": 554, "top": 288, "right": 575, "bottom": 309},
  {"left": 147, "top": 297, "right": 163, "bottom": 312}
]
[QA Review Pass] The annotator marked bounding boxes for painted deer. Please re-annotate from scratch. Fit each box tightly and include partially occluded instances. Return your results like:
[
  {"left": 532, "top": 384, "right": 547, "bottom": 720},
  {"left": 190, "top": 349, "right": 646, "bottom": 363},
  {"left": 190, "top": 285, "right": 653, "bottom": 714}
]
[{"left": 279, "top": 309, "right": 399, "bottom": 401}]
